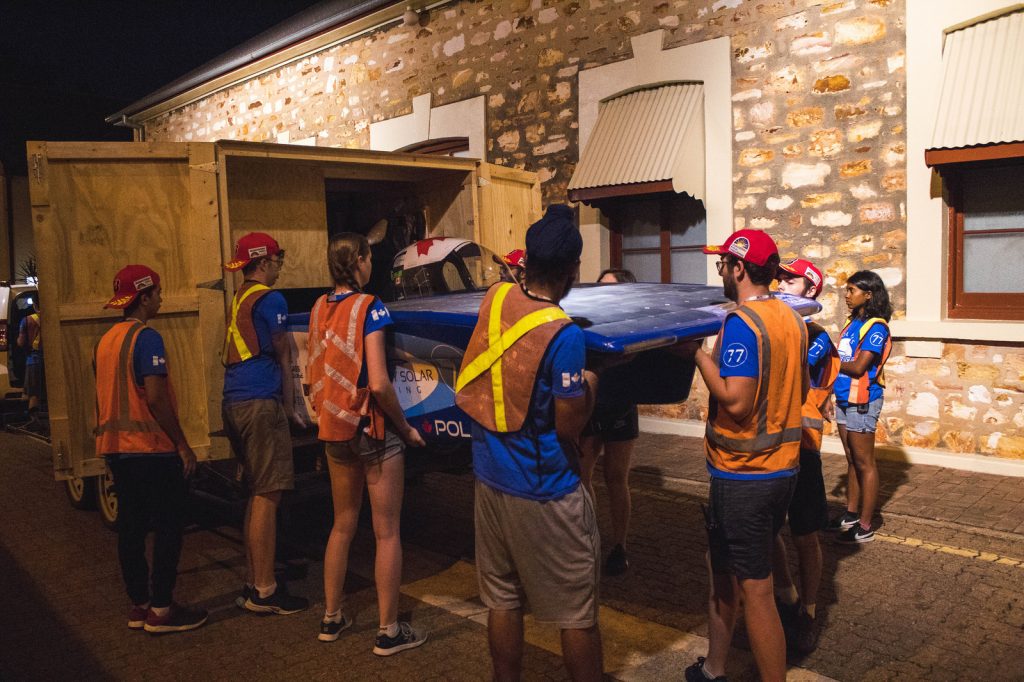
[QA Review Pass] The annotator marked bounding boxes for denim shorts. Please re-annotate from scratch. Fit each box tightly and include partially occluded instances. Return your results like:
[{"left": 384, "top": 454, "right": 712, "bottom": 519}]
[{"left": 835, "top": 397, "right": 884, "bottom": 434}]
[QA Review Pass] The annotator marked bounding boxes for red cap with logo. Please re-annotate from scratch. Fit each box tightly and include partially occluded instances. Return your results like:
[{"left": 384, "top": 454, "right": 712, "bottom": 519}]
[
  {"left": 778, "top": 258, "right": 824, "bottom": 298},
  {"left": 224, "top": 232, "right": 282, "bottom": 271},
  {"left": 702, "top": 229, "right": 778, "bottom": 267},
  {"left": 105, "top": 264, "right": 161, "bottom": 309},
  {"left": 503, "top": 249, "right": 526, "bottom": 269}
]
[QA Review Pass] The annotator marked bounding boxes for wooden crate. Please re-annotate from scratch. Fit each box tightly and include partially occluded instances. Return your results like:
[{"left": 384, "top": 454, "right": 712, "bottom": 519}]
[{"left": 27, "top": 140, "right": 539, "bottom": 480}]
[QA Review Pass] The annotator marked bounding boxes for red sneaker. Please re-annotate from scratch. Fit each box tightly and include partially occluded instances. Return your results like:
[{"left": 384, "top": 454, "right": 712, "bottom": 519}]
[
  {"left": 128, "top": 604, "right": 148, "bottom": 630},
  {"left": 143, "top": 603, "right": 208, "bottom": 634}
]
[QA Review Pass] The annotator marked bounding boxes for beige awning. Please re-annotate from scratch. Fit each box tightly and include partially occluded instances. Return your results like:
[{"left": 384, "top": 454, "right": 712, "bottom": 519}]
[
  {"left": 568, "top": 82, "right": 705, "bottom": 203},
  {"left": 930, "top": 6, "right": 1024, "bottom": 151}
]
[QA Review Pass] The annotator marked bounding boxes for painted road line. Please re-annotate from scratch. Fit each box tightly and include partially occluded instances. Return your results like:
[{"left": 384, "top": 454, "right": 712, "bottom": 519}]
[
  {"left": 874, "top": 532, "right": 1024, "bottom": 567},
  {"left": 401, "top": 560, "right": 835, "bottom": 681}
]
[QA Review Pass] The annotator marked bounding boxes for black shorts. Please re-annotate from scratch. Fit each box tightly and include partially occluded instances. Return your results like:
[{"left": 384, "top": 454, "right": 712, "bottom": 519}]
[
  {"left": 582, "top": 404, "right": 638, "bottom": 442},
  {"left": 787, "top": 449, "right": 828, "bottom": 536},
  {"left": 706, "top": 475, "right": 796, "bottom": 580},
  {"left": 24, "top": 361, "right": 44, "bottom": 399}
]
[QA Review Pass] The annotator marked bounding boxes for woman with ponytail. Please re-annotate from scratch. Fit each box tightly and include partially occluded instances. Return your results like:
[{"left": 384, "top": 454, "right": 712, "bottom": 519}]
[
  {"left": 829, "top": 270, "right": 893, "bottom": 544},
  {"left": 307, "top": 233, "right": 428, "bottom": 654}
]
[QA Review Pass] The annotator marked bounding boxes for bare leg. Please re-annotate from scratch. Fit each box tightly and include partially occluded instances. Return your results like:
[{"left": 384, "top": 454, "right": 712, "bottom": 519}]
[
  {"left": 602, "top": 439, "right": 634, "bottom": 548},
  {"left": 847, "top": 431, "right": 879, "bottom": 527},
  {"left": 489, "top": 608, "right": 524, "bottom": 682},
  {"left": 248, "top": 491, "right": 282, "bottom": 590},
  {"left": 578, "top": 435, "right": 601, "bottom": 504},
  {"left": 560, "top": 625, "right": 604, "bottom": 682},
  {"left": 837, "top": 425, "right": 860, "bottom": 514},
  {"left": 772, "top": 534, "right": 795, "bottom": 593},
  {"left": 364, "top": 453, "right": 405, "bottom": 627},
  {"left": 793, "top": 532, "right": 822, "bottom": 613},
  {"left": 323, "top": 458, "right": 365, "bottom": 615},
  {"left": 738, "top": 575, "right": 787, "bottom": 682},
  {"left": 242, "top": 500, "right": 254, "bottom": 586},
  {"left": 704, "top": 563, "right": 738, "bottom": 678}
]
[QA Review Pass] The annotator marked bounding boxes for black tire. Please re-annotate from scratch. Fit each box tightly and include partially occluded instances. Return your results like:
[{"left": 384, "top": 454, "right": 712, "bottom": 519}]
[
  {"left": 64, "top": 475, "right": 97, "bottom": 510},
  {"left": 97, "top": 470, "right": 118, "bottom": 531}
]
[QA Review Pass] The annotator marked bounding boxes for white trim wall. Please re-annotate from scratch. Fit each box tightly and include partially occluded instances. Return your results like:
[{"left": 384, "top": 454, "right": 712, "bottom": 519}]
[
  {"left": 575, "top": 31, "right": 733, "bottom": 284},
  {"left": 900, "top": 1, "right": 1024, "bottom": 344},
  {"left": 368, "top": 93, "right": 486, "bottom": 160}
]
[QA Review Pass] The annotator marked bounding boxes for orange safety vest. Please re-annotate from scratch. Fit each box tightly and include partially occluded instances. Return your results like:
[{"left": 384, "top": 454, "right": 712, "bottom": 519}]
[
  {"left": 306, "top": 292, "right": 386, "bottom": 442},
  {"left": 801, "top": 321, "right": 840, "bottom": 452},
  {"left": 841, "top": 317, "right": 892, "bottom": 405},
  {"left": 455, "top": 282, "right": 571, "bottom": 433},
  {"left": 223, "top": 281, "right": 272, "bottom": 366},
  {"left": 94, "top": 321, "right": 178, "bottom": 455},
  {"left": 705, "top": 298, "right": 808, "bottom": 475},
  {"left": 25, "top": 313, "right": 41, "bottom": 351}
]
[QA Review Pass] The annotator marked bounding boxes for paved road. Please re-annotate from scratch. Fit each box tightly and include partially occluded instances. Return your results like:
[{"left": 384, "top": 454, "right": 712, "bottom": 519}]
[{"left": 0, "top": 430, "right": 1021, "bottom": 680}]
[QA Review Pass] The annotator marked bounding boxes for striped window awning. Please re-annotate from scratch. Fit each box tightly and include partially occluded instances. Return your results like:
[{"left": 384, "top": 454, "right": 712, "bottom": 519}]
[
  {"left": 568, "top": 82, "right": 705, "bottom": 204},
  {"left": 927, "top": 6, "right": 1024, "bottom": 165}
]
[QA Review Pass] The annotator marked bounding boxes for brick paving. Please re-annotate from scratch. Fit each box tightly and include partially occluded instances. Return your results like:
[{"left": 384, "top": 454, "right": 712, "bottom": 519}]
[{"left": 1, "top": 429, "right": 1023, "bottom": 681}]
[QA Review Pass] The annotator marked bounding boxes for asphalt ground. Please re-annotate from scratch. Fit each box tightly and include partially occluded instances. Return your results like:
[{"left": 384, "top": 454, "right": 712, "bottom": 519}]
[{"left": 0, "top": 429, "right": 1022, "bottom": 681}]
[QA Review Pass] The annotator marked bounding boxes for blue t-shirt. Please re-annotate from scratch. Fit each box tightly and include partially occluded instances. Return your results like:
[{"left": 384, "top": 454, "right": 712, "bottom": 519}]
[
  {"left": 718, "top": 315, "right": 759, "bottom": 378},
  {"left": 807, "top": 328, "right": 834, "bottom": 388},
  {"left": 326, "top": 292, "right": 393, "bottom": 387},
  {"left": 223, "top": 290, "right": 289, "bottom": 403},
  {"left": 833, "top": 318, "right": 888, "bottom": 405},
  {"left": 19, "top": 317, "right": 42, "bottom": 365},
  {"left": 472, "top": 324, "right": 586, "bottom": 501},
  {"left": 122, "top": 326, "right": 176, "bottom": 459}
]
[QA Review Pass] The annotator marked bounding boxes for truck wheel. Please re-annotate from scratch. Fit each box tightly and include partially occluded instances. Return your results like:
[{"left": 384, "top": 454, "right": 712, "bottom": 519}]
[
  {"left": 64, "top": 475, "right": 97, "bottom": 510},
  {"left": 97, "top": 471, "right": 118, "bottom": 530}
]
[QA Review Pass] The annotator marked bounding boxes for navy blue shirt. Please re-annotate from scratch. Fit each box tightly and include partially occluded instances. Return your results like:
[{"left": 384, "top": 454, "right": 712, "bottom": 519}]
[
  {"left": 834, "top": 319, "right": 888, "bottom": 405},
  {"left": 472, "top": 324, "right": 586, "bottom": 501},
  {"left": 122, "top": 325, "right": 176, "bottom": 459},
  {"left": 718, "top": 315, "right": 759, "bottom": 379},
  {"left": 223, "top": 290, "right": 289, "bottom": 403},
  {"left": 326, "top": 292, "right": 393, "bottom": 387}
]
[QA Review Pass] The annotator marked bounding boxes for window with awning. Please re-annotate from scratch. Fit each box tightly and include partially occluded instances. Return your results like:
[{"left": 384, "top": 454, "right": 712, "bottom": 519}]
[{"left": 567, "top": 82, "right": 705, "bottom": 205}]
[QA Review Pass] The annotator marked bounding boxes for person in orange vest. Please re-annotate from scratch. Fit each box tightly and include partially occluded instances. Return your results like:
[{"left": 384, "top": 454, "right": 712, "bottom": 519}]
[
  {"left": 772, "top": 258, "right": 840, "bottom": 654},
  {"left": 221, "top": 232, "right": 309, "bottom": 615},
  {"left": 17, "top": 298, "right": 44, "bottom": 429},
  {"left": 306, "top": 232, "right": 427, "bottom": 654},
  {"left": 828, "top": 270, "right": 893, "bottom": 544},
  {"left": 456, "top": 205, "right": 604, "bottom": 682},
  {"left": 579, "top": 267, "right": 638, "bottom": 577},
  {"left": 680, "top": 230, "right": 808, "bottom": 682},
  {"left": 95, "top": 265, "right": 207, "bottom": 634}
]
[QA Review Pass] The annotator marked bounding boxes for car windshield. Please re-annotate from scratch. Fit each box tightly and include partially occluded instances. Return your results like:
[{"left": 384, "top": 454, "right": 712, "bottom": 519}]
[{"left": 393, "top": 242, "right": 510, "bottom": 300}]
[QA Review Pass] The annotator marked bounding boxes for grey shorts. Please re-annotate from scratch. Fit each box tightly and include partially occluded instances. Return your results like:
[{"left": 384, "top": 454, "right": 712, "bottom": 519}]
[
  {"left": 24, "top": 362, "right": 44, "bottom": 398},
  {"left": 324, "top": 429, "right": 403, "bottom": 468},
  {"left": 707, "top": 475, "right": 796, "bottom": 581},
  {"left": 836, "top": 397, "right": 884, "bottom": 434},
  {"left": 475, "top": 480, "right": 600, "bottom": 629},
  {"left": 222, "top": 399, "right": 294, "bottom": 496}
]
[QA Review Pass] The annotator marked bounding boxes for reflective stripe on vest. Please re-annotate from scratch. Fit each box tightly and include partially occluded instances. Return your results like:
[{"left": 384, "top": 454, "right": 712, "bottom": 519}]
[
  {"left": 223, "top": 282, "right": 271, "bottom": 365},
  {"left": 94, "top": 321, "right": 177, "bottom": 455},
  {"left": 454, "top": 282, "right": 570, "bottom": 433},
  {"left": 705, "top": 300, "right": 806, "bottom": 474},
  {"left": 306, "top": 293, "right": 385, "bottom": 442},
  {"left": 800, "top": 322, "right": 841, "bottom": 451},
  {"left": 842, "top": 317, "right": 891, "bottom": 405}
]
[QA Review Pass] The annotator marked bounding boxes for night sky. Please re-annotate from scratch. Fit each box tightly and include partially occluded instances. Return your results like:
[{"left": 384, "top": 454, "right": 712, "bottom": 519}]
[{"left": 0, "top": 0, "right": 320, "bottom": 176}]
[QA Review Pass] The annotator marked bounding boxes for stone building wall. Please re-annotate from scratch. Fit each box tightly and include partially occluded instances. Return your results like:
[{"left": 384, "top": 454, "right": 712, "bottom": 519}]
[{"left": 144, "top": 0, "right": 1024, "bottom": 460}]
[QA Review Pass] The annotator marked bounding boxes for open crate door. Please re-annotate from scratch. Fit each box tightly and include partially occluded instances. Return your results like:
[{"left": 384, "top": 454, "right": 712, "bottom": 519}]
[
  {"left": 476, "top": 163, "right": 542, "bottom": 259},
  {"left": 27, "top": 141, "right": 230, "bottom": 480}
]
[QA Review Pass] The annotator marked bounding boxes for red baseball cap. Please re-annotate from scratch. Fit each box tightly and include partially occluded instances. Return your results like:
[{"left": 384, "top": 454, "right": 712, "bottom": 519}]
[
  {"left": 224, "top": 232, "right": 282, "bottom": 271},
  {"left": 503, "top": 249, "right": 526, "bottom": 269},
  {"left": 105, "top": 265, "right": 160, "bottom": 309},
  {"left": 702, "top": 229, "right": 778, "bottom": 267},
  {"left": 778, "top": 258, "right": 824, "bottom": 298}
]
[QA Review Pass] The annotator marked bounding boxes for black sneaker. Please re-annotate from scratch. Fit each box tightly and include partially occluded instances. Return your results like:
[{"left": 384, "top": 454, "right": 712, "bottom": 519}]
[
  {"left": 143, "top": 603, "right": 208, "bottom": 634},
  {"left": 604, "top": 544, "right": 629, "bottom": 576},
  {"left": 244, "top": 584, "right": 309, "bottom": 615},
  {"left": 318, "top": 613, "right": 353, "bottom": 642},
  {"left": 794, "top": 610, "right": 820, "bottom": 654},
  {"left": 837, "top": 523, "right": 875, "bottom": 544},
  {"left": 775, "top": 597, "right": 800, "bottom": 645},
  {"left": 684, "top": 657, "right": 727, "bottom": 682},
  {"left": 235, "top": 584, "right": 253, "bottom": 609},
  {"left": 372, "top": 622, "right": 427, "bottom": 656},
  {"left": 826, "top": 511, "right": 859, "bottom": 532}
]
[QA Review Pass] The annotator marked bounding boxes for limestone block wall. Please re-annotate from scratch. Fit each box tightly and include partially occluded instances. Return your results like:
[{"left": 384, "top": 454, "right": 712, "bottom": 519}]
[{"left": 144, "top": 0, "right": 1024, "bottom": 460}]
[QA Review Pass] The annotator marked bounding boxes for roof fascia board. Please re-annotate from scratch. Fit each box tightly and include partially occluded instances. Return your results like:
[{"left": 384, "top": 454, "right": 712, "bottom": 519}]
[{"left": 127, "top": 0, "right": 448, "bottom": 125}]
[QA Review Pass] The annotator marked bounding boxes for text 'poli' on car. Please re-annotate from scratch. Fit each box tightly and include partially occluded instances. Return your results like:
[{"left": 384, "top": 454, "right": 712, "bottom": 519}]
[{"left": 286, "top": 238, "right": 821, "bottom": 473}]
